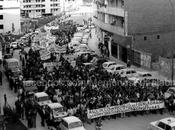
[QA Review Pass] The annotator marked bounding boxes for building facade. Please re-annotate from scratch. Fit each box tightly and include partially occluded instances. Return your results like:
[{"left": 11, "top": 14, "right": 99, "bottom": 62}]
[
  {"left": 93, "top": 0, "right": 175, "bottom": 68},
  {"left": 0, "top": 0, "right": 21, "bottom": 34},
  {"left": 20, "top": 0, "right": 65, "bottom": 18}
]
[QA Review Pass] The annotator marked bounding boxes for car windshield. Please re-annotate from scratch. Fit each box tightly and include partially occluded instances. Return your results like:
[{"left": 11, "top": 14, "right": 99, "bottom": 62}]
[
  {"left": 38, "top": 96, "right": 49, "bottom": 102},
  {"left": 69, "top": 121, "right": 82, "bottom": 129},
  {"left": 116, "top": 66, "right": 125, "bottom": 70},
  {"left": 108, "top": 63, "right": 116, "bottom": 67},
  {"left": 142, "top": 73, "right": 152, "bottom": 77},
  {"left": 53, "top": 107, "right": 64, "bottom": 113},
  {"left": 111, "top": 67, "right": 115, "bottom": 70}
]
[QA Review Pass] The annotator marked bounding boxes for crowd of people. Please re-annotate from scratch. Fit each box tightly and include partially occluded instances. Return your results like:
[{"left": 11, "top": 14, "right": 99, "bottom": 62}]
[{"left": 3, "top": 17, "right": 175, "bottom": 130}]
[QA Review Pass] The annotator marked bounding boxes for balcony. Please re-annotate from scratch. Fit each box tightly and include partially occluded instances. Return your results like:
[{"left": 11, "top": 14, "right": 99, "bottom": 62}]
[
  {"left": 22, "top": 2, "right": 46, "bottom": 5},
  {"left": 93, "top": 17, "right": 124, "bottom": 36},
  {"left": 98, "top": 6, "right": 124, "bottom": 17},
  {"left": 22, "top": 6, "right": 45, "bottom": 10}
]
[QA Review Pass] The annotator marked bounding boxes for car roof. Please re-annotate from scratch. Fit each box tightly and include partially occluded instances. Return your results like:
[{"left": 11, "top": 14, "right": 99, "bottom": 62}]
[
  {"left": 34, "top": 92, "right": 48, "bottom": 98},
  {"left": 137, "top": 71, "right": 151, "bottom": 75},
  {"left": 63, "top": 116, "right": 81, "bottom": 124},
  {"left": 159, "top": 117, "right": 175, "bottom": 127},
  {"left": 112, "top": 64, "right": 125, "bottom": 68},
  {"left": 47, "top": 103, "right": 63, "bottom": 109},
  {"left": 103, "top": 61, "right": 116, "bottom": 64},
  {"left": 121, "top": 68, "right": 136, "bottom": 72}
]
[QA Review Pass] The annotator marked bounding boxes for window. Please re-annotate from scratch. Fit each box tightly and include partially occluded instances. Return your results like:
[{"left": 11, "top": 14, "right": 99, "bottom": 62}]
[
  {"left": 165, "top": 124, "right": 171, "bottom": 130},
  {"left": 157, "top": 122, "right": 166, "bottom": 129},
  {"left": 61, "top": 120, "right": 68, "bottom": 128},
  {"left": 144, "top": 36, "right": 147, "bottom": 41},
  {"left": 157, "top": 35, "right": 160, "bottom": 39},
  {"left": 0, "top": 24, "right": 3, "bottom": 29},
  {"left": 0, "top": 15, "right": 3, "bottom": 20}
]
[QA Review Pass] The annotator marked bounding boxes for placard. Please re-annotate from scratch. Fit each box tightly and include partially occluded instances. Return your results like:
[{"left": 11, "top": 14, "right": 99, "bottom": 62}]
[{"left": 87, "top": 100, "right": 165, "bottom": 119}]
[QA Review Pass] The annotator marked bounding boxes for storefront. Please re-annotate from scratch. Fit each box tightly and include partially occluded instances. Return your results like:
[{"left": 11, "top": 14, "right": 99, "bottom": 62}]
[{"left": 112, "top": 34, "right": 132, "bottom": 63}]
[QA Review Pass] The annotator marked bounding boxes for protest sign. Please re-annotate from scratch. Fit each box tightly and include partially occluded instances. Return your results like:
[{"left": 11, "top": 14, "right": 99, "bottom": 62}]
[
  {"left": 43, "top": 62, "right": 62, "bottom": 71},
  {"left": 87, "top": 100, "right": 165, "bottom": 119},
  {"left": 43, "top": 62, "right": 55, "bottom": 72},
  {"left": 40, "top": 50, "right": 51, "bottom": 60},
  {"left": 23, "top": 80, "right": 37, "bottom": 92},
  {"left": 55, "top": 45, "right": 67, "bottom": 53}
]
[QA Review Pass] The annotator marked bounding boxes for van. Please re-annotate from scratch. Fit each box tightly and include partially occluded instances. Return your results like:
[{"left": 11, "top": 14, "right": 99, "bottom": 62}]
[
  {"left": 34, "top": 92, "right": 52, "bottom": 108},
  {"left": 4, "top": 58, "right": 20, "bottom": 78},
  {"left": 59, "top": 116, "right": 86, "bottom": 130}
]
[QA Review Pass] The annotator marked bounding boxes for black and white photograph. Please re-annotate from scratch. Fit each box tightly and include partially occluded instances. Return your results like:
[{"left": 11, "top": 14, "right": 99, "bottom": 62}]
[{"left": 0, "top": 0, "right": 175, "bottom": 130}]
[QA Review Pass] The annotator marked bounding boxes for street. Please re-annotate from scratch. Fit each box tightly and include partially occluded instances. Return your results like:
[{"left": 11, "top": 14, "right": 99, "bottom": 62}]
[{"left": 0, "top": 27, "right": 172, "bottom": 130}]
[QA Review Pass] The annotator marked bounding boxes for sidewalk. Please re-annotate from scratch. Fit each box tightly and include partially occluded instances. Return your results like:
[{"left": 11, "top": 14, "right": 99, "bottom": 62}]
[
  {"left": 0, "top": 66, "right": 17, "bottom": 115},
  {"left": 88, "top": 28, "right": 167, "bottom": 81}
]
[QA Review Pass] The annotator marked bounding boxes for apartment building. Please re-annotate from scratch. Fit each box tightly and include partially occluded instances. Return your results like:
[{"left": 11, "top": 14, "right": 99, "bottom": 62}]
[
  {"left": 21, "top": 0, "right": 65, "bottom": 18},
  {"left": 0, "top": 0, "right": 21, "bottom": 34},
  {"left": 93, "top": 0, "right": 175, "bottom": 68}
]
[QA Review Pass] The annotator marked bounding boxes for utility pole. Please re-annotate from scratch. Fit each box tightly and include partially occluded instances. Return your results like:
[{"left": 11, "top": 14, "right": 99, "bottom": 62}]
[{"left": 167, "top": 0, "right": 174, "bottom": 86}]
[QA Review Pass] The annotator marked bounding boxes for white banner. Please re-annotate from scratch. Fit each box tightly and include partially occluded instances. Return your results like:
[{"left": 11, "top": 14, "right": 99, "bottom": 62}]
[
  {"left": 55, "top": 45, "right": 67, "bottom": 53},
  {"left": 40, "top": 50, "right": 51, "bottom": 60},
  {"left": 43, "top": 62, "right": 62, "bottom": 71},
  {"left": 87, "top": 100, "right": 165, "bottom": 119}
]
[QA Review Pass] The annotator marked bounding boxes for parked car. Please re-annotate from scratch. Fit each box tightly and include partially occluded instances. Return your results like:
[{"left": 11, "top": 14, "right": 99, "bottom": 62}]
[
  {"left": 148, "top": 117, "right": 175, "bottom": 130},
  {"left": 4, "top": 58, "right": 21, "bottom": 78},
  {"left": 45, "top": 103, "right": 68, "bottom": 124},
  {"left": 59, "top": 116, "right": 86, "bottom": 130},
  {"left": 120, "top": 69, "right": 138, "bottom": 78},
  {"left": 128, "top": 71, "right": 153, "bottom": 84},
  {"left": 107, "top": 64, "right": 126, "bottom": 74},
  {"left": 34, "top": 92, "right": 52, "bottom": 108},
  {"left": 102, "top": 61, "right": 117, "bottom": 70}
]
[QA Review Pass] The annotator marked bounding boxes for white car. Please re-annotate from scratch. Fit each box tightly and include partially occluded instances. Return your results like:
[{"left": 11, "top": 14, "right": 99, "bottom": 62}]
[
  {"left": 102, "top": 61, "right": 117, "bottom": 70},
  {"left": 107, "top": 64, "right": 126, "bottom": 74},
  {"left": 34, "top": 92, "right": 52, "bottom": 107},
  {"left": 164, "top": 87, "right": 175, "bottom": 99},
  {"left": 60, "top": 116, "right": 86, "bottom": 130},
  {"left": 128, "top": 71, "right": 153, "bottom": 83},
  {"left": 10, "top": 42, "right": 18, "bottom": 49},
  {"left": 148, "top": 117, "right": 175, "bottom": 130},
  {"left": 137, "top": 71, "right": 152, "bottom": 78},
  {"left": 120, "top": 69, "right": 138, "bottom": 78},
  {"left": 46, "top": 103, "right": 68, "bottom": 122}
]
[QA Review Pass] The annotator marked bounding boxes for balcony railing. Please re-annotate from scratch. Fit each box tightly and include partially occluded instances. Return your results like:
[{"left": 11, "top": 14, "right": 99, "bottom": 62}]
[
  {"left": 93, "top": 17, "right": 124, "bottom": 36},
  {"left": 98, "top": 6, "right": 124, "bottom": 17}
]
